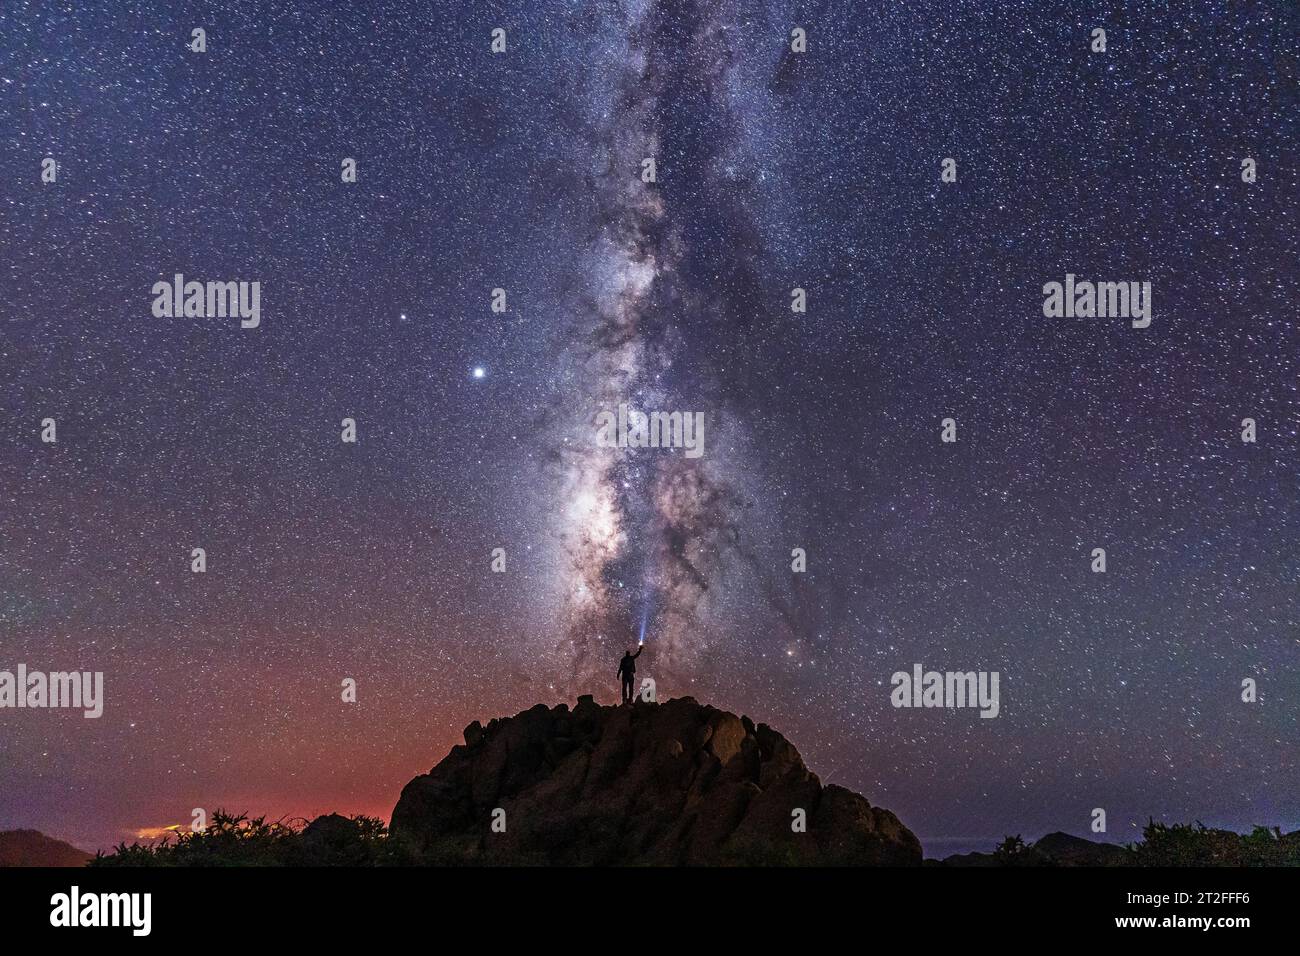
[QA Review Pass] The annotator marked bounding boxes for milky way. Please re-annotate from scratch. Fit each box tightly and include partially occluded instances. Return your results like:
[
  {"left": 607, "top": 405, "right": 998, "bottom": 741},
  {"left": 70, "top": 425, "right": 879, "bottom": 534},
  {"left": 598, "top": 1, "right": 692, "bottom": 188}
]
[
  {"left": 1, "top": 0, "right": 1297, "bottom": 855},
  {"left": 541, "top": 0, "right": 782, "bottom": 691}
]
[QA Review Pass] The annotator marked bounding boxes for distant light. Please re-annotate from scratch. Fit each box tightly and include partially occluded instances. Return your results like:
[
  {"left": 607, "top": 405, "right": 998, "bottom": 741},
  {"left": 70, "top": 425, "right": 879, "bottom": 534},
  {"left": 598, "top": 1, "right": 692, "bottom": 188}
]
[
  {"left": 473, "top": 366, "right": 486, "bottom": 379},
  {"left": 400, "top": 313, "right": 407, "bottom": 321}
]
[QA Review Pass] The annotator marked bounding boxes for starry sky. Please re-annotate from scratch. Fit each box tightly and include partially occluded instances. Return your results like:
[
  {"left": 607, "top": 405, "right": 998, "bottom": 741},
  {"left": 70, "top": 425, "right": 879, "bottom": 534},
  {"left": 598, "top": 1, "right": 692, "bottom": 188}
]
[{"left": 2, "top": 0, "right": 1297, "bottom": 856}]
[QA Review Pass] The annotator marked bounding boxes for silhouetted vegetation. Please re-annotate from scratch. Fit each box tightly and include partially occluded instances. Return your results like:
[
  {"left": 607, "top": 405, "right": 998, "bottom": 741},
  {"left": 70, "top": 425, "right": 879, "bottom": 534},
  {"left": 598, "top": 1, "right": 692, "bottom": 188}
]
[
  {"left": 90, "top": 811, "right": 415, "bottom": 867},
  {"left": 90, "top": 810, "right": 1300, "bottom": 866},
  {"left": 1129, "top": 821, "right": 1300, "bottom": 867},
  {"left": 978, "top": 820, "right": 1300, "bottom": 867},
  {"left": 992, "top": 834, "right": 1030, "bottom": 865}
]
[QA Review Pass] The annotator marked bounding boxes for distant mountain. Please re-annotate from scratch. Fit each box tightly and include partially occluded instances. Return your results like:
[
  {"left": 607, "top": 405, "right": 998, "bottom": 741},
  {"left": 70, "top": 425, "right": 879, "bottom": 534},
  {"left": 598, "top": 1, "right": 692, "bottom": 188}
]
[
  {"left": 928, "top": 825, "right": 1300, "bottom": 867},
  {"left": 391, "top": 695, "right": 923, "bottom": 865},
  {"left": 932, "top": 831, "right": 1129, "bottom": 867},
  {"left": 0, "top": 829, "right": 93, "bottom": 867}
]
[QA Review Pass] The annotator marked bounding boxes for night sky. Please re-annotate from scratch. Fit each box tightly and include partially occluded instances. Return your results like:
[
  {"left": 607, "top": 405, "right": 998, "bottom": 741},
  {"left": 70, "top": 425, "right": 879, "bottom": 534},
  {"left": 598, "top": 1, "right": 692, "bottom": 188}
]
[{"left": 2, "top": 0, "right": 1297, "bottom": 856}]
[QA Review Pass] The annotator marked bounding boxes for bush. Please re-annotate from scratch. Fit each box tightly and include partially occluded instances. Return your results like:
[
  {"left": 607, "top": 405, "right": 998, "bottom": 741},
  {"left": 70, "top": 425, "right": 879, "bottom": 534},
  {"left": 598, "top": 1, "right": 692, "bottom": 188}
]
[
  {"left": 1131, "top": 820, "right": 1300, "bottom": 867},
  {"left": 91, "top": 810, "right": 414, "bottom": 867}
]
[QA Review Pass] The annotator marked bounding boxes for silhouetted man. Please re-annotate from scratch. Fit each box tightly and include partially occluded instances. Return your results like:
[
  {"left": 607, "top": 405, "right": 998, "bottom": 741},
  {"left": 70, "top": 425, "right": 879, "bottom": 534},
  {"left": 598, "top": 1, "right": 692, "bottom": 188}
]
[{"left": 618, "top": 646, "right": 643, "bottom": 704}]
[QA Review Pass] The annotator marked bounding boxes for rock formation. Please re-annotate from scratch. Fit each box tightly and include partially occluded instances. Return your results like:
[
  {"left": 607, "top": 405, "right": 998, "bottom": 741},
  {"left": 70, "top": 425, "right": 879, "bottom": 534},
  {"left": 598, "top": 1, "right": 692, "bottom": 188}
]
[{"left": 391, "top": 695, "right": 921, "bottom": 865}]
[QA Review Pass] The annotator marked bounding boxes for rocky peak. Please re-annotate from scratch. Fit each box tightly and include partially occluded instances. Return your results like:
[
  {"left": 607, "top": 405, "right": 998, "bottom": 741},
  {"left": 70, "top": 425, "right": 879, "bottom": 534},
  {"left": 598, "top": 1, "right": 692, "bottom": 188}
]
[{"left": 390, "top": 695, "right": 921, "bottom": 865}]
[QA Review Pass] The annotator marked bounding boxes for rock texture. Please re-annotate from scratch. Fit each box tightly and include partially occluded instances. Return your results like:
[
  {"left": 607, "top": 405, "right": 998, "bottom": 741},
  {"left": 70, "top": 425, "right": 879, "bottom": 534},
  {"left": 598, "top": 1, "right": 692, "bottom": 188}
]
[{"left": 391, "top": 695, "right": 921, "bottom": 866}]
